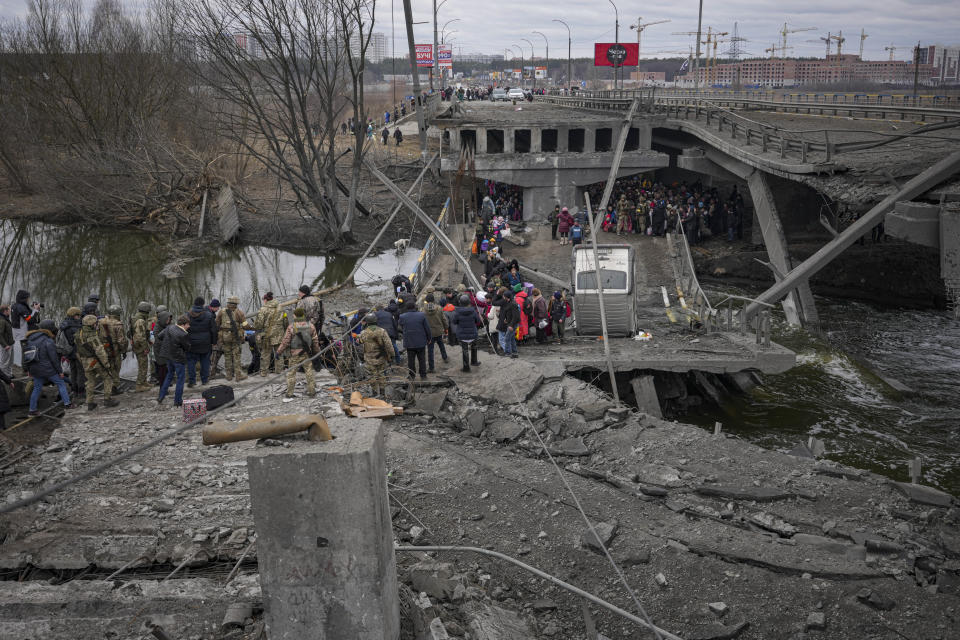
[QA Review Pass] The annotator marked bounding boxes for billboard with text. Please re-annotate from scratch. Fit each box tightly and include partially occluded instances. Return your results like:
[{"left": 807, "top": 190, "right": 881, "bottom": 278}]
[
  {"left": 438, "top": 45, "right": 452, "bottom": 69},
  {"left": 594, "top": 42, "right": 639, "bottom": 67},
  {"left": 415, "top": 44, "right": 434, "bottom": 67}
]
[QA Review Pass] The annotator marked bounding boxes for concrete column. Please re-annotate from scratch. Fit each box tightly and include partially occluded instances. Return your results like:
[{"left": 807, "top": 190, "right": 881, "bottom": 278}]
[
  {"left": 557, "top": 127, "right": 569, "bottom": 153},
  {"left": 477, "top": 127, "right": 487, "bottom": 155},
  {"left": 584, "top": 128, "right": 596, "bottom": 154},
  {"left": 449, "top": 128, "right": 460, "bottom": 152},
  {"left": 503, "top": 128, "right": 514, "bottom": 154},
  {"left": 247, "top": 417, "right": 399, "bottom": 640},
  {"left": 531, "top": 128, "right": 542, "bottom": 153},
  {"left": 636, "top": 124, "right": 653, "bottom": 150},
  {"left": 523, "top": 184, "right": 579, "bottom": 221},
  {"left": 747, "top": 171, "right": 819, "bottom": 328}
]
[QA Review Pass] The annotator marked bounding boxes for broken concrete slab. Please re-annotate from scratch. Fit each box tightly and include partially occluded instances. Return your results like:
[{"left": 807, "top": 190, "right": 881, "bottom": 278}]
[
  {"left": 408, "top": 561, "right": 462, "bottom": 601},
  {"left": 455, "top": 359, "right": 543, "bottom": 404},
  {"left": 792, "top": 533, "right": 853, "bottom": 555},
  {"left": 635, "top": 463, "right": 682, "bottom": 487},
  {"left": 463, "top": 602, "right": 534, "bottom": 640},
  {"left": 581, "top": 521, "right": 618, "bottom": 552},
  {"left": 415, "top": 390, "right": 448, "bottom": 416},
  {"left": 465, "top": 412, "right": 486, "bottom": 437},
  {"left": 688, "top": 621, "right": 749, "bottom": 640},
  {"left": 856, "top": 588, "right": 896, "bottom": 611},
  {"left": 891, "top": 481, "right": 954, "bottom": 507},
  {"left": 575, "top": 401, "right": 612, "bottom": 421},
  {"left": 696, "top": 485, "right": 797, "bottom": 502},
  {"left": 551, "top": 436, "right": 590, "bottom": 457},
  {"left": 486, "top": 420, "right": 525, "bottom": 443},
  {"left": 805, "top": 611, "right": 826, "bottom": 631},
  {"left": 630, "top": 375, "right": 662, "bottom": 418}
]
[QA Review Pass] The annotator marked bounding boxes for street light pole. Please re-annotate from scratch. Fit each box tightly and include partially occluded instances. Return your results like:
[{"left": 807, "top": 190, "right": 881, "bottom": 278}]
[
  {"left": 431, "top": 0, "right": 437, "bottom": 90},
  {"left": 607, "top": 0, "right": 619, "bottom": 88},
  {"left": 439, "top": 17, "right": 460, "bottom": 85},
  {"left": 533, "top": 31, "right": 548, "bottom": 88},
  {"left": 693, "top": 0, "right": 703, "bottom": 94},
  {"left": 522, "top": 37, "right": 535, "bottom": 90},
  {"left": 512, "top": 45, "right": 524, "bottom": 88},
  {"left": 553, "top": 19, "right": 571, "bottom": 91}
]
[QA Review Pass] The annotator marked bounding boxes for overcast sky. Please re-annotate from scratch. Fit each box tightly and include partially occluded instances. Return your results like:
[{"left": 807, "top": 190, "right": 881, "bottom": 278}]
[{"left": 1, "top": 0, "right": 957, "bottom": 61}]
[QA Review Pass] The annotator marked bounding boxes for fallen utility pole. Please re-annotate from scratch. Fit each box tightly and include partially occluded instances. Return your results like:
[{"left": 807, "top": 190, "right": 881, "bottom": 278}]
[
  {"left": 402, "top": 0, "right": 429, "bottom": 159},
  {"left": 584, "top": 192, "right": 620, "bottom": 403},
  {"left": 362, "top": 156, "right": 484, "bottom": 292},
  {"left": 598, "top": 98, "right": 640, "bottom": 214},
  {"left": 396, "top": 546, "right": 683, "bottom": 640},
  {"left": 342, "top": 153, "right": 438, "bottom": 286},
  {"left": 744, "top": 150, "right": 960, "bottom": 321}
]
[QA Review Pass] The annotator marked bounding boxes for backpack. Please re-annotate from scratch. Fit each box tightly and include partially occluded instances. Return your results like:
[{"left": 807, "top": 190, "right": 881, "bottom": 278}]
[
  {"left": 522, "top": 298, "right": 533, "bottom": 317},
  {"left": 550, "top": 300, "right": 567, "bottom": 322},
  {"left": 291, "top": 324, "right": 315, "bottom": 355},
  {"left": 55, "top": 330, "right": 74, "bottom": 357},
  {"left": 22, "top": 342, "right": 38, "bottom": 365}
]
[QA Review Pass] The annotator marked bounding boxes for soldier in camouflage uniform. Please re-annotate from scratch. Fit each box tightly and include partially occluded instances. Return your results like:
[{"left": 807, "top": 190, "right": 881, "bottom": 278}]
[
  {"left": 360, "top": 313, "right": 393, "bottom": 397},
  {"left": 99, "top": 305, "right": 128, "bottom": 388},
  {"left": 76, "top": 315, "right": 118, "bottom": 410},
  {"left": 253, "top": 292, "right": 283, "bottom": 376},
  {"left": 130, "top": 301, "right": 153, "bottom": 391},
  {"left": 216, "top": 296, "right": 247, "bottom": 382},
  {"left": 276, "top": 307, "right": 319, "bottom": 398}
]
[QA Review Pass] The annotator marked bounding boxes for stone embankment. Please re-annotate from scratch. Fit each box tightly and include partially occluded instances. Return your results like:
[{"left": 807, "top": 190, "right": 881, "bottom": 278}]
[{"left": 1, "top": 355, "right": 957, "bottom": 639}]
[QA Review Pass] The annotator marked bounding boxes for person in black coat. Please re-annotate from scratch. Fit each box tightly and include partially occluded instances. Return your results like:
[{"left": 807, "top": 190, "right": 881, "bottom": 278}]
[
  {"left": 451, "top": 296, "right": 482, "bottom": 372},
  {"left": 158, "top": 315, "right": 191, "bottom": 407},
  {"left": 397, "top": 301, "right": 432, "bottom": 380},
  {"left": 11, "top": 289, "right": 40, "bottom": 348},
  {"left": 59, "top": 307, "right": 85, "bottom": 397},
  {"left": 186, "top": 297, "right": 217, "bottom": 386},
  {"left": 25, "top": 320, "right": 73, "bottom": 414},
  {"left": 0, "top": 366, "right": 12, "bottom": 429},
  {"left": 374, "top": 305, "right": 401, "bottom": 364},
  {"left": 494, "top": 290, "right": 520, "bottom": 358}
]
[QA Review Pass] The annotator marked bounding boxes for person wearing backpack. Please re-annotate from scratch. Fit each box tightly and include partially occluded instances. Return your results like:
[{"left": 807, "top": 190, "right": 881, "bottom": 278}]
[
  {"left": 25, "top": 319, "right": 73, "bottom": 415},
  {"left": 253, "top": 292, "right": 283, "bottom": 376},
  {"left": 514, "top": 290, "right": 531, "bottom": 343},
  {"left": 57, "top": 307, "right": 83, "bottom": 398},
  {"left": 130, "top": 302, "right": 153, "bottom": 392},
  {"left": 420, "top": 293, "right": 449, "bottom": 372},
  {"left": 548, "top": 291, "right": 570, "bottom": 344},
  {"left": 0, "top": 304, "right": 15, "bottom": 378},
  {"left": 570, "top": 220, "right": 584, "bottom": 246},
  {"left": 531, "top": 288, "right": 549, "bottom": 344},
  {"left": 359, "top": 313, "right": 393, "bottom": 397},
  {"left": 276, "top": 307, "right": 320, "bottom": 398},
  {"left": 215, "top": 296, "right": 248, "bottom": 382}
]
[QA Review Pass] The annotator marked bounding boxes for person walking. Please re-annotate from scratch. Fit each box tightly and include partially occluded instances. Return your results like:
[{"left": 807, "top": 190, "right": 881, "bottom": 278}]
[
  {"left": 254, "top": 292, "right": 283, "bottom": 376},
  {"left": 75, "top": 315, "right": 117, "bottom": 410},
  {"left": 420, "top": 293, "right": 449, "bottom": 372},
  {"left": 531, "top": 288, "right": 549, "bottom": 344},
  {"left": 295, "top": 285, "right": 324, "bottom": 329},
  {"left": 549, "top": 204, "right": 560, "bottom": 241},
  {"left": 393, "top": 127, "right": 403, "bottom": 146},
  {"left": 548, "top": 291, "right": 570, "bottom": 344},
  {"left": 153, "top": 311, "right": 173, "bottom": 390},
  {"left": 11, "top": 290, "right": 40, "bottom": 354},
  {"left": 186, "top": 297, "right": 217, "bottom": 387},
  {"left": 556, "top": 207, "right": 573, "bottom": 245},
  {"left": 25, "top": 319, "right": 73, "bottom": 415},
  {"left": 215, "top": 296, "right": 248, "bottom": 382},
  {"left": 381, "top": 126, "right": 390, "bottom": 145},
  {"left": 451, "top": 295, "right": 482, "bottom": 372},
  {"left": 276, "top": 307, "right": 320, "bottom": 399},
  {"left": 0, "top": 365, "right": 12, "bottom": 430},
  {"left": 157, "top": 315, "right": 190, "bottom": 408},
  {"left": 206, "top": 299, "right": 223, "bottom": 377},
  {"left": 130, "top": 302, "right": 153, "bottom": 392},
  {"left": 0, "top": 304, "right": 13, "bottom": 378},
  {"left": 398, "top": 300, "right": 431, "bottom": 381},
  {"left": 99, "top": 305, "right": 128, "bottom": 389},
  {"left": 359, "top": 313, "right": 393, "bottom": 397},
  {"left": 495, "top": 290, "right": 520, "bottom": 358},
  {"left": 374, "top": 303, "right": 401, "bottom": 364},
  {"left": 59, "top": 307, "right": 84, "bottom": 398}
]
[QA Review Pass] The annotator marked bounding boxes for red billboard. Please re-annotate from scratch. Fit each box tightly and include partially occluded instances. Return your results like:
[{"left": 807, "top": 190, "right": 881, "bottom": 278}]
[
  {"left": 594, "top": 42, "right": 639, "bottom": 67},
  {"left": 415, "top": 44, "right": 434, "bottom": 68}
]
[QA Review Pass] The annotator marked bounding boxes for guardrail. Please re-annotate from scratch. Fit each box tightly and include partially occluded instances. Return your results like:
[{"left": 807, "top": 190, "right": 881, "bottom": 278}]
[
  {"left": 573, "top": 88, "right": 960, "bottom": 109},
  {"left": 408, "top": 197, "right": 451, "bottom": 292}
]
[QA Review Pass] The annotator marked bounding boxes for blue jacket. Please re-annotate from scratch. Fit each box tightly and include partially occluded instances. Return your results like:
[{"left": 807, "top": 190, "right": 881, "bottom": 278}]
[
  {"left": 452, "top": 307, "right": 480, "bottom": 341},
  {"left": 25, "top": 329, "right": 61, "bottom": 378},
  {"left": 398, "top": 311, "right": 432, "bottom": 349},
  {"left": 186, "top": 306, "right": 217, "bottom": 353},
  {"left": 375, "top": 309, "right": 398, "bottom": 339}
]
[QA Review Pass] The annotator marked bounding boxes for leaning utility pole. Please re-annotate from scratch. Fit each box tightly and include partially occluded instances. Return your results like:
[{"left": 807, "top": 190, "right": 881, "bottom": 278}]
[
  {"left": 583, "top": 193, "right": 620, "bottom": 403},
  {"left": 913, "top": 40, "right": 921, "bottom": 99},
  {"left": 402, "top": 0, "right": 428, "bottom": 158},
  {"left": 693, "top": 0, "right": 703, "bottom": 93}
]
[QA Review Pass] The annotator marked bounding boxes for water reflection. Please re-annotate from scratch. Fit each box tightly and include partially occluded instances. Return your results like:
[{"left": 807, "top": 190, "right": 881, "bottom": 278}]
[{"left": 0, "top": 219, "right": 419, "bottom": 321}]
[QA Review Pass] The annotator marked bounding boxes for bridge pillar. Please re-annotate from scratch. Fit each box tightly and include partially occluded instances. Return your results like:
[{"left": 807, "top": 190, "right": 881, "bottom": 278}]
[
  {"left": 531, "top": 128, "right": 542, "bottom": 153},
  {"left": 557, "top": 126, "right": 569, "bottom": 152},
  {"left": 503, "top": 128, "right": 515, "bottom": 154},
  {"left": 476, "top": 127, "right": 487, "bottom": 154},
  {"left": 584, "top": 128, "right": 596, "bottom": 154},
  {"left": 747, "top": 171, "right": 820, "bottom": 328},
  {"left": 524, "top": 184, "right": 579, "bottom": 220}
]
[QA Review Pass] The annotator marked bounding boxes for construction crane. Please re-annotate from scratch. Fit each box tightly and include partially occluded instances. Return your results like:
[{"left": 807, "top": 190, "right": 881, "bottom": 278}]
[
  {"left": 859, "top": 28, "right": 869, "bottom": 59},
  {"left": 765, "top": 43, "right": 794, "bottom": 59},
  {"left": 672, "top": 29, "right": 705, "bottom": 79},
  {"left": 809, "top": 32, "right": 833, "bottom": 58},
  {"left": 780, "top": 22, "right": 817, "bottom": 54},
  {"left": 629, "top": 17, "right": 671, "bottom": 59},
  {"left": 705, "top": 31, "right": 730, "bottom": 85},
  {"left": 884, "top": 44, "right": 898, "bottom": 61},
  {"left": 829, "top": 31, "right": 846, "bottom": 57}
]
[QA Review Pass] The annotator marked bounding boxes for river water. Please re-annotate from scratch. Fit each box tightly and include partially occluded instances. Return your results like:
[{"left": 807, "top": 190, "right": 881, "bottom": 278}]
[
  {"left": 685, "top": 291, "right": 960, "bottom": 496},
  {"left": 0, "top": 218, "right": 418, "bottom": 334}
]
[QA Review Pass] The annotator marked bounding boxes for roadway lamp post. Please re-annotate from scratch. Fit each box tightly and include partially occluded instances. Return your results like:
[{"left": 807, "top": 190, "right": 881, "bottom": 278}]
[
  {"left": 553, "top": 19, "right": 571, "bottom": 91},
  {"left": 533, "top": 30, "right": 548, "bottom": 88},
  {"left": 607, "top": 0, "right": 619, "bottom": 88},
  {"left": 432, "top": 0, "right": 452, "bottom": 91},
  {"left": 512, "top": 45, "right": 524, "bottom": 88},
  {"left": 522, "top": 37, "right": 535, "bottom": 90},
  {"left": 440, "top": 18, "right": 459, "bottom": 85}
]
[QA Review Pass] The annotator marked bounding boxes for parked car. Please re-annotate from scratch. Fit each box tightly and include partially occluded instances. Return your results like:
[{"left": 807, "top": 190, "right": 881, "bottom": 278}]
[
  {"left": 507, "top": 87, "right": 525, "bottom": 100},
  {"left": 491, "top": 88, "right": 508, "bottom": 101}
]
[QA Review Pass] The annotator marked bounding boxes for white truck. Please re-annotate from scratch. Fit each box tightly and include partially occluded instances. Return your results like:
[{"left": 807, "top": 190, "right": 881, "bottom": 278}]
[{"left": 570, "top": 244, "right": 637, "bottom": 337}]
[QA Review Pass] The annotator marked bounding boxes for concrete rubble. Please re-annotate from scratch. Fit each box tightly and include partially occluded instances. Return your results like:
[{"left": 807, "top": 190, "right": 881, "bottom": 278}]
[{"left": 0, "top": 354, "right": 958, "bottom": 639}]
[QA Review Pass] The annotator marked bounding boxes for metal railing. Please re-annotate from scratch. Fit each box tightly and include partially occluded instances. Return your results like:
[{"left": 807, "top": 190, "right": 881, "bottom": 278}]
[
  {"left": 408, "top": 197, "right": 451, "bottom": 291},
  {"left": 565, "top": 88, "right": 960, "bottom": 109}
]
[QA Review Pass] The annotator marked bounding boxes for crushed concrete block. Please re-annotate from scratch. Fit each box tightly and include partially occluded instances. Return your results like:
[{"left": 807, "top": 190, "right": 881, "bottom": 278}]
[
  {"left": 856, "top": 588, "right": 896, "bottom": 611},
  {"left": 415, "top": 390, "right": 448, "bottom": 416},
  {"left": 891, "top": 482, "right": 953, "bottom": 508},
  {"left": 688, "top": 621, "right": 749, "bottom": 640},
  {"left": 552, "top": 436, "right": 590, "bottom": 457},
  {"left": 409, "top": 561, "right": 461, "bottom": 601},
  {"left": 486, "top": 420, "right": 525, "bottom": 443},
  {"left": 581, "top": 521, "right": 618, "bottom": 552},
  {"left": 428, "top": 617, "right": 450, "bottom": 640},
  {"left": 575, "top": 401, "right": 612, "bottom": 421},
  {"left": 805, "top": 611, "right": 826, "bottom": 631},
  {"left": 696, "top": 485, "right": 796, "bottom": 502},
  {"left": 466, "top": 412, "right": 486, "bottom": 436},
  {"left": 708, "top": 602, "right": 729, "bottom": 618},
  {"left": 464, "top": 601, "right": 534, "bottom": 640},
  {"left": 636, "top": 463, "right": 682, "bottom": 487}
]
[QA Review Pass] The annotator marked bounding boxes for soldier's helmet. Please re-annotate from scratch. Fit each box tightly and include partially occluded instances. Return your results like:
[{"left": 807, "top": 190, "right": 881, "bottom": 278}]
[
  {"left": 39, "top": 319, "right": 57, "bottom": 333},
  {"left": 227, "top": 296, "right": 240, "bottom": 305},
  {"left": 156, "top": 305, "right": 167, "bottom": 313},
  {"left": 108, "top": 304, "right": 122, "bottom": 316},
  {"left": 82, "top": 315, "right": 98, "bottom": 327},
  {"left": 137, "top": 301, "right": 152, "bottom": 313},
  {"left": 363, "top": 313, "right": 378, "bottom": 325}
]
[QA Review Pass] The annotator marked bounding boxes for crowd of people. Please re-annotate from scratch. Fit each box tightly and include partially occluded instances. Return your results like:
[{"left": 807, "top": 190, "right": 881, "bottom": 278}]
[{"left": 0, "top": 286, "right": 328, "bottom": 425}]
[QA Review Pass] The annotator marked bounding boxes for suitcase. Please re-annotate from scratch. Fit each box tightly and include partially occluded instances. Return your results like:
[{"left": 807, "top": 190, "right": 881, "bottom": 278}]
[
  {"left": 182, "top": 398, "right": 206, "bottom": 423},
  {"left": 202, "top": 385, "right": 235, "bottom": 411}
]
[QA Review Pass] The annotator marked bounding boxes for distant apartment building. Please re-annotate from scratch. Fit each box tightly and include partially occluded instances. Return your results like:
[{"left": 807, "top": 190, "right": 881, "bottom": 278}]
[
  {"left": 458, "top": 53, "right": 506, "bottom": 64},
  {"left": 685, "top": 52, "right": 938, "bottom": 88},
  {"left": 917, "top": 44, "right": 960, "bottom": 85},
  {"left": 365, "top": 32, "right": 388, "bottom": 63}
]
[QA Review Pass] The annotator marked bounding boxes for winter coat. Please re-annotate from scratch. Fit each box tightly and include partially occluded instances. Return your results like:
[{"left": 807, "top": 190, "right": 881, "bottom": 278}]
[
  {"left": 514, "top": 292, "right": 530, "bottom": 340},
  {"left": 495, "top": 297, "right": 520, "bottom": 333},
  {"left": 58, "top": 316, "right": 83, "bottom": 356},
  {"left": 452, "top": 306, "right": 480, "bottom": 342},
  {"left": 11, "top": 290, "right": 37, "bottom": 331},
  {"left": 153, "top": 319, "right": 172, "bottom": 365},
  {"left": 159, "top": 324, "right": 190, "bottom": 364},
  {"left": 374, "top": 310, "right": 398, "bottom": 339},
  {"left": 0, "top": 367, "right": 11, "bottom": 413},
  {"left": 532, "top": 295, "right": 548, "bottom": 322},
  {"left": 0, "top": 313, "right": 13, "bottom": 348},
  {"left": 398, "top": 310, "right": 432, "bottom": 350},
  {"left": 548, "top": 298, "right": 570, "bottom": 323},
  {"left": 186, "top": 305, "right": 217, "bottom": 354},
  {"left": 422, "top": 302, "right": 448, "bottom": 338},
  {"left": 386, "top": 300, "right": 401, "bottom": 325},
  {"left": 557, "top": 211, "right": 574, "bottom": 233},
  {"left": 25, "top": 329, "right": 61, "bottom": 379}
]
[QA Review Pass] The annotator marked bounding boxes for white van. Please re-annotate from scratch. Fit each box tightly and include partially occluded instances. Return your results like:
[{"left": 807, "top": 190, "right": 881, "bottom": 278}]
[{"left": 570, "top": 244, "right": 637, "bottom": 337}]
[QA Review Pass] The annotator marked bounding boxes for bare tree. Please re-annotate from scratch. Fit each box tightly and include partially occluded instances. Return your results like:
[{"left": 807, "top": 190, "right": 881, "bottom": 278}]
[{"left": 185, "top": 0, "right": 355, "bottom": 245}]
